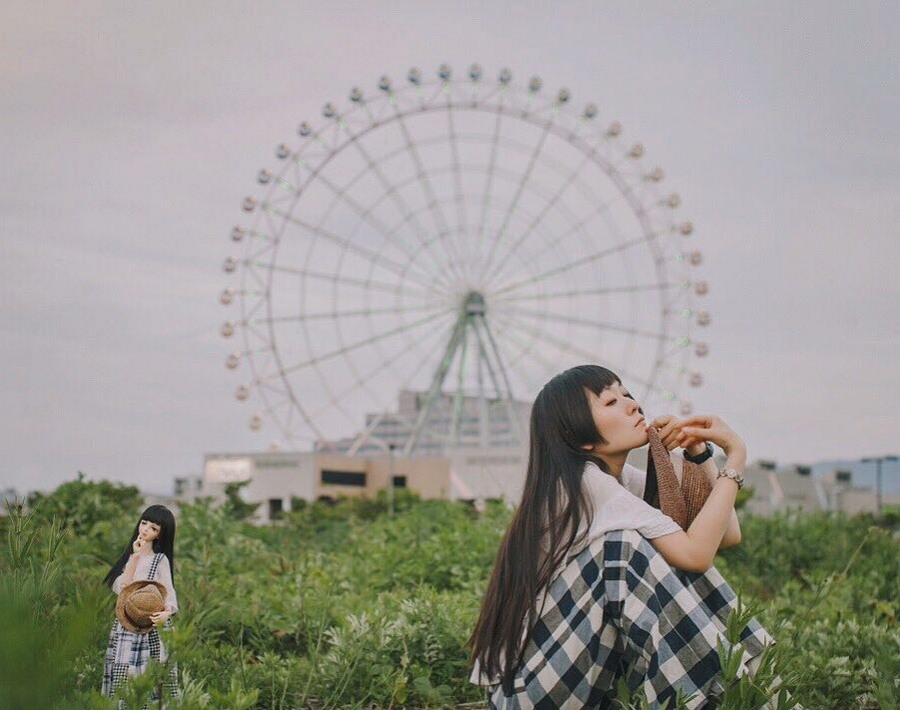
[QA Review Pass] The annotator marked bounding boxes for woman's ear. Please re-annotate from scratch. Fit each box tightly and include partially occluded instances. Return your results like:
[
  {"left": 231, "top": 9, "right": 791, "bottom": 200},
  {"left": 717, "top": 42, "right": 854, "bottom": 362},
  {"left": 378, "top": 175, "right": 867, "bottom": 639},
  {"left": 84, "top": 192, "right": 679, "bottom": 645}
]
[{"left": 579, "top": 443, "right": 595, "bottom": 452}]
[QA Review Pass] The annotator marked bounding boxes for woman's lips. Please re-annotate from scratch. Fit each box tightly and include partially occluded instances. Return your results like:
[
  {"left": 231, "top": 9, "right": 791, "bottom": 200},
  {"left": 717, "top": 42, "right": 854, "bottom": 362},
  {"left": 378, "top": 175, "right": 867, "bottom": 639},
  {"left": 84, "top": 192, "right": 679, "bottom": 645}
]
[{"left": 635, "top": 417, "right": 645, "bottom": 428}]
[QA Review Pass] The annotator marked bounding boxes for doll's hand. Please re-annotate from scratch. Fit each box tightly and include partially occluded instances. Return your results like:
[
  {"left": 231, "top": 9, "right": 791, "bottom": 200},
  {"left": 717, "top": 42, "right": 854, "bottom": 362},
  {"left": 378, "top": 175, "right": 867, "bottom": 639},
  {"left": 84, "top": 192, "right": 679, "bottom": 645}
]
[
  {"left": 150, "top": 609, "right": 173, "bottom": 626},
  {"left": 132, "top": 538, "right": 145, "bottom": 554}
]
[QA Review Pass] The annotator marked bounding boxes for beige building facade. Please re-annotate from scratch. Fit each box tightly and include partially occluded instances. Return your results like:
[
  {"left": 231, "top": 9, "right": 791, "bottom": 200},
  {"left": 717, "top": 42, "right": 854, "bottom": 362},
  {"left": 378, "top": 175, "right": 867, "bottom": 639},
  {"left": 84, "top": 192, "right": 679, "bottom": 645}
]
[
  {"left": 201, "top": 450, "right": 458, "bottom": 523},
  {"left": 193, "top": 447, "right": 896, "bottom": 524}
]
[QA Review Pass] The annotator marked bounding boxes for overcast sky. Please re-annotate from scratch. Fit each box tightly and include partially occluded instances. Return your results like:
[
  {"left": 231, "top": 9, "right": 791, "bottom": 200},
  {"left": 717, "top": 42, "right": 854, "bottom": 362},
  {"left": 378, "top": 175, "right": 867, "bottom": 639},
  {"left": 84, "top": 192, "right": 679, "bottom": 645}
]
[{"left": 2, "top": 1, "right": 898, "bottom": 495}]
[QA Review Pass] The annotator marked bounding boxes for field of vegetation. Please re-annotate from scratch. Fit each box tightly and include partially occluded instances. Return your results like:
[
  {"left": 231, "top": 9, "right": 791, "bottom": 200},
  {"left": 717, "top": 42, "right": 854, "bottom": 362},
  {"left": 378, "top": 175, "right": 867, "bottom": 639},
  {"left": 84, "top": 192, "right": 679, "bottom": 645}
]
[{"left": 2, "top": 475, "right": 898, "bottom": 709}]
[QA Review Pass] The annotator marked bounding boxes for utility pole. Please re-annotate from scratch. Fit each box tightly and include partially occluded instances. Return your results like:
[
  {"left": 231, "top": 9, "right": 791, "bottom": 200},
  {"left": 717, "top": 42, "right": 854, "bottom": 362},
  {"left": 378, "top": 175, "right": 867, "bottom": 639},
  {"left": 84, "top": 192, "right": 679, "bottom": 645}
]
[
  {"left": 388, "top": 443, "right": 396, "bottom": 516},
  {"left": 861, "top": 455, "right": 898, "bottom": 516}
]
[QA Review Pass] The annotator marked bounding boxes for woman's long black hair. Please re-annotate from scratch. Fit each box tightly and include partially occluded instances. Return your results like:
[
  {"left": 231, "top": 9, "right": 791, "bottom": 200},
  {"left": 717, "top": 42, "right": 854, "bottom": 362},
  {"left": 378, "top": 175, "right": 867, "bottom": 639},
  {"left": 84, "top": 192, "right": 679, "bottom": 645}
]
[
  {"left": 468, "top": 365, "right": 620, "bottom": 694},
  {"left": 103, "top": 505, "right": 176, "bottom": 587}
]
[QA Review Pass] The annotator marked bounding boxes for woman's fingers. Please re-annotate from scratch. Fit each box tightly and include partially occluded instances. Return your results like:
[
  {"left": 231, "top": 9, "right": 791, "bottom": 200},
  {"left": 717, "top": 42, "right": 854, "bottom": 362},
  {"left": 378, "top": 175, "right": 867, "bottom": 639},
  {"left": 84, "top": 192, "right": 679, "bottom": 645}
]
[
  {"left": 681, "top": 424, "right": 729, "bottom": 449},
  {"left": 657, "top": 414, "right": 738, "bottom": 453},
  {"left": 677, "top": 414, "right": 717, "bottom": 429},
  {"left": 650, "top": 415, "right": 676, "bottom": 429},
  {"left": 650, "top": 415, "right": 681, "bottom": 449}
]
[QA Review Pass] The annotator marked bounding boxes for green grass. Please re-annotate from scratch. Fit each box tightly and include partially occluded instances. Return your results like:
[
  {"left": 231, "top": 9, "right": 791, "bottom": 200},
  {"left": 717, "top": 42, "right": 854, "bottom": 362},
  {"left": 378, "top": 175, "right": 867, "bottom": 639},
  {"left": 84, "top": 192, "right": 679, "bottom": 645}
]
[{"left": 2, "top": 481, "right": 898, "bottom": 708}]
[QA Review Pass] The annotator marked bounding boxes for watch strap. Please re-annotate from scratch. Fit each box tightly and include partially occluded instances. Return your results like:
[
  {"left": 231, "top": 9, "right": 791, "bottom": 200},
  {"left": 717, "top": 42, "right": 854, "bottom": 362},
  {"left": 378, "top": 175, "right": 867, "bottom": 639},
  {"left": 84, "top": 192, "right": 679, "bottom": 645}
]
[{"left": 683, "top": 441, "right": 714, "bottom": 464}]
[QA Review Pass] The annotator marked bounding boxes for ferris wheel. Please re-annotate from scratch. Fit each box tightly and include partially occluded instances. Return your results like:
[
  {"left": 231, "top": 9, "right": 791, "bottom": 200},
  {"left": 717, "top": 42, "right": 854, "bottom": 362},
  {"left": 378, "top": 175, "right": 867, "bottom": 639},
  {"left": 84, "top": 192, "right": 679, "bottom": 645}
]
[{"left": 219, "top": 64, "right": 710, "bottom": 454}]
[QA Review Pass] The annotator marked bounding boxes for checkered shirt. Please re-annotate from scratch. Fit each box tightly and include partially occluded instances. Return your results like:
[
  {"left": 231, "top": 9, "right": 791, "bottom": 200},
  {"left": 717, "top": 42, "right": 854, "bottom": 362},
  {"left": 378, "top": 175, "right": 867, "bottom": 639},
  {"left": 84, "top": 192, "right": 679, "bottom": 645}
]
[{"left": 484, "top": 529, "right": 773, "bottom": 709}]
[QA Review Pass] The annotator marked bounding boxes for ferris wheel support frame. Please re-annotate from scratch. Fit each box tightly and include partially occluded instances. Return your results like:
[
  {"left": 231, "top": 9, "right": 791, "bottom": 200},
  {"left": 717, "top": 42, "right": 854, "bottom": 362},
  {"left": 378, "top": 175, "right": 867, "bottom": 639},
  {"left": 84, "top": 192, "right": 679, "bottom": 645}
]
[{"left": 400, "top": 291, "right": 523, "bottom": 456}]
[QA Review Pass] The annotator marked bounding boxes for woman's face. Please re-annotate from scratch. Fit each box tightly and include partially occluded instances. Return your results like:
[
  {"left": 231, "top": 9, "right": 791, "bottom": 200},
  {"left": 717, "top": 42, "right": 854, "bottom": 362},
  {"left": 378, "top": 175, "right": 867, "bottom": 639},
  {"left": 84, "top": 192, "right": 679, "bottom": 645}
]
[
  {"left": 583, "top": 382, "right": 648, "bottom": 456},
  {"left": 138, "top": 519, "right": 161, "bottom": 543}
]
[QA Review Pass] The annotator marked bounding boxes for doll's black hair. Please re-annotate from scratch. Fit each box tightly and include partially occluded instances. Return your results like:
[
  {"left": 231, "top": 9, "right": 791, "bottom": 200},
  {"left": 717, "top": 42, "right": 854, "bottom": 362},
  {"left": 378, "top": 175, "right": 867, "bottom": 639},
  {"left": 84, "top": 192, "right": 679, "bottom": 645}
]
[{"left": 102, "top": 505, "right": 176, "bottom": 587}]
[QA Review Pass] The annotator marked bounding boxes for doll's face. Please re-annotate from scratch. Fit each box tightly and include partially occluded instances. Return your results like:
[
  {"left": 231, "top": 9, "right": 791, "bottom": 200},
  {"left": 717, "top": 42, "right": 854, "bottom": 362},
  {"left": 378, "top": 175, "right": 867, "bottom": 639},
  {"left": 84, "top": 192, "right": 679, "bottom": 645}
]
[
  {"left": 138, "top": 519, "right": 161, "bottom": 543},
  {"left": 582, "top": 383, "right": 648, "bottom": 456}
]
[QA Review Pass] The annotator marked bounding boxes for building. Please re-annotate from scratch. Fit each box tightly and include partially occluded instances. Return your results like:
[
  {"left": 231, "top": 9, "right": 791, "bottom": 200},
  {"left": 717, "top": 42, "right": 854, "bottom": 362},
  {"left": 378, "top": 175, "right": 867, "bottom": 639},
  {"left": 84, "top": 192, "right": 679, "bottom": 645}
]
[
  {"left": 193, "top": 387, "right": 895, "bottom": 521},
  {"left": 199, "top": 443, "right": 542, "bottom": 523},
  {"left": 817, "top": 467, "right": 900, "bottom": 514},
  {"left": 193, "top": 388, "right": 531, "bottom": 523},
  {"left": 317, "top": 389, "right": 531, "bottom": 455}
]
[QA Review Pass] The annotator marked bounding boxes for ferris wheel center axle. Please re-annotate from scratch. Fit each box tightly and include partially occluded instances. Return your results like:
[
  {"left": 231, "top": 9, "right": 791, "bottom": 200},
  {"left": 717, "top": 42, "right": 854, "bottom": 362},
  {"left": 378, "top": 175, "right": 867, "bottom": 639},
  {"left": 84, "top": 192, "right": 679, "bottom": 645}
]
[{"left": 462, "top": 291, "right": 486, "bottom": 316}]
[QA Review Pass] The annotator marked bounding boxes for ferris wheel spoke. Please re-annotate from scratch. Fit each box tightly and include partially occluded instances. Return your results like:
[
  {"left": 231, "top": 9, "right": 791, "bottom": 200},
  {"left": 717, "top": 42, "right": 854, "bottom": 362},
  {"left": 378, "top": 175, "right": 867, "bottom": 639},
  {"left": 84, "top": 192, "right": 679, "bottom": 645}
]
[
  {"left": 265, "top": 204, "right": 437, "bottom": 291},
  {"left": 262, "top": 381, "right": 328, "bottom": 441},
  {"left": 493, "top": 282, "right": 676, "bottom": 304},
  {"left": 395, "top": 110, "right": 465, "bottom": 279},
  {"left": 490, "top": 184, "right": 639, "bottom": 291},
  {"left": 254, "top": 301, "right": 446, "bottom": 325},
  {"left": 483, "top": 150, "right": 594, "bottom": 287},
  {"left": 498, "top": 316, "right": 660, "bottom": 395},
  {"left": 479, "top": 119, "right": 553, "bottom": 285},
  {"left": 268, "top": 306, "right": 455, "bottom": 380},
  {"left": 491, "top": 313, "right": 565, "bottom": 389},
  {"left": 340, "top": 121, "right": 460, "bottom": 291},
  {"left": 475, "top": 95, "right": 505, "bottom": 285},
  {"left": 355, "top": 185, "right": 466, "bottom": 300},
  {"left": 387, "top": 107, "right": 469, "bottom": 288},
  {"left": 500, "top": 306, "right": 665, "bottom": 341},
  {"left": 446, "top": 99, "right": 471, "bottom": 283},
  {"left": 286, "top": 161, "right": 445, "bottom": 288},
  {"left": 255, "top": 262, "right": 433, "bottom": 300},
  {"left": 305, "top": 314, "right": 449, "bottom": 423},
  {"left": 492, "top": 233, "right": 651, "bottom": 297}
]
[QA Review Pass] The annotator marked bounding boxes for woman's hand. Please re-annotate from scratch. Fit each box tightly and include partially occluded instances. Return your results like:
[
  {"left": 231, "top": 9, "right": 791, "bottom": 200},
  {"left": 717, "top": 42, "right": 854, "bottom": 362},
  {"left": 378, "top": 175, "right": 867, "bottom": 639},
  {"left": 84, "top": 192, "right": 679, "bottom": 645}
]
[
  {"left": 648, "top": 415, "right": 683, "bottom": 450},
  {"left": 150, "top": 608, "right": 173, "bottom": 626},
  {"left": 674, "top": 414, "right": 746, "bottom": 459}
]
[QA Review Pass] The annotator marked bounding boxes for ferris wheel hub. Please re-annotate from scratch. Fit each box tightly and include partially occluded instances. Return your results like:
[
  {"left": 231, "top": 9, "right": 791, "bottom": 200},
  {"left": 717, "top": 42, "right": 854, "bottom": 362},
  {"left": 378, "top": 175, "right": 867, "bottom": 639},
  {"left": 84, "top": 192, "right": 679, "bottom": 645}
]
[{"left": 462, "top": 291, "right": 486, "bottom": 317}]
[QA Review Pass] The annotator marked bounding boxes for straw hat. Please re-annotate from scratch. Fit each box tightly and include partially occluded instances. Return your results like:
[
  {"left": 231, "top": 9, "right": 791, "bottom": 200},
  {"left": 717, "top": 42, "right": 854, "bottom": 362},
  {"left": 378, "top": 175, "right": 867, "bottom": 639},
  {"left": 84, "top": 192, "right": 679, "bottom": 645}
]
[
  {"left": 644, "top": 426, "right": 711, "bottom": 529},
  {"left": 116, "top": 580, "right": 167, "bottom": 633}
]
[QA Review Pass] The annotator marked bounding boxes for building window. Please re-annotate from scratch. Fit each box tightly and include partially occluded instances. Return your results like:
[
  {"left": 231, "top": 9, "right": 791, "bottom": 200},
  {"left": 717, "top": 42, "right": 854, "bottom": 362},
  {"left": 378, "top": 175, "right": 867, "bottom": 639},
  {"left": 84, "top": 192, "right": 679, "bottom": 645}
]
[
  {"left": 268, "top": 498, "right": 284, "bottom": 520},
  {"left": 321, "top": 470, "right": 366, "bottom": 487},
  {"left": 391, "top": 475, "right": 407, "bottom": 488}
]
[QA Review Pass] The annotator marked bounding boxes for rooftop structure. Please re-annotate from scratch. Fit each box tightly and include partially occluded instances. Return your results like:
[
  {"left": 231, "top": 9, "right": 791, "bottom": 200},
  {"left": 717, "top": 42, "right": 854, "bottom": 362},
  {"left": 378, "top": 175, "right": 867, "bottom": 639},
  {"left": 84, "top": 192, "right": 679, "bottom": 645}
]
[{"left": 315, "top": 389, "right": 532, "bottom": 456}]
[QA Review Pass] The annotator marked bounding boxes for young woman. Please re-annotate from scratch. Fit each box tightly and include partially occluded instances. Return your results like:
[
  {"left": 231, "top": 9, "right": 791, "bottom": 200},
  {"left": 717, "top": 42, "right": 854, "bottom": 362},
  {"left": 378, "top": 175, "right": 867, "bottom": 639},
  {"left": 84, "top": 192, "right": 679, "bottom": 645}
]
[
  {"left": 102, "top": 504, "right": 179, "bottom": 703},
  {"left": 469, "top": 365, "right": 772, "bottom": 709}
]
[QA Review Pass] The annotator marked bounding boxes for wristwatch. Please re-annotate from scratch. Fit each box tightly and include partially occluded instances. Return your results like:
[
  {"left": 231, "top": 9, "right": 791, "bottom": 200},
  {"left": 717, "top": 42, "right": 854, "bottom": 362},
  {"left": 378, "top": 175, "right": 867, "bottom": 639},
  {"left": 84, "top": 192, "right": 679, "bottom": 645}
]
[
  {"left": 683, "top": 441, "right": 714, "bottom": 464},
  {"left": 717, "top": 467, "right": 745, "bottom": 489}
]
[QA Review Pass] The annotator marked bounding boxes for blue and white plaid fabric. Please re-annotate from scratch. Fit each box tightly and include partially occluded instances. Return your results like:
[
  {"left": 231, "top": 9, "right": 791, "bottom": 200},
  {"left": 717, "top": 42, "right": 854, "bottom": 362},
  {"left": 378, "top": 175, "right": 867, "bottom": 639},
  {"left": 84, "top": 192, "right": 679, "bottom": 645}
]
[
  {"left": 486, "top": 530, "right": 773, "bottom": 709},
  {"left": 102, "top": 553, "right": 179, "bottom": 705}
]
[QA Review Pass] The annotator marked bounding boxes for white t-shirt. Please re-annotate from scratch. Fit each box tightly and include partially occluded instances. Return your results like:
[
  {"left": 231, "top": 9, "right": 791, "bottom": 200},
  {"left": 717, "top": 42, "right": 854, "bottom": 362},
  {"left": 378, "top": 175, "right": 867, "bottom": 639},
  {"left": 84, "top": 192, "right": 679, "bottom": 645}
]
[
  {"left": 470, "top": 459, "right": 682, "bottom": 685},
  {"left": 581, "top": 460, "right": 682, "bottom": 543}
]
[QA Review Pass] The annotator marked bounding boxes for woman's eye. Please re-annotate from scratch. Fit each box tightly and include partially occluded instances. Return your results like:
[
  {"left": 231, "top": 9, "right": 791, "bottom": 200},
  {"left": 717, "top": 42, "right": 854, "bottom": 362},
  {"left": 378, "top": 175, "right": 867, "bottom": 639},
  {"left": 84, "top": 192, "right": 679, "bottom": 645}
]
[{"left": 606, "top": 399, "right": 616, "bottom": 406}]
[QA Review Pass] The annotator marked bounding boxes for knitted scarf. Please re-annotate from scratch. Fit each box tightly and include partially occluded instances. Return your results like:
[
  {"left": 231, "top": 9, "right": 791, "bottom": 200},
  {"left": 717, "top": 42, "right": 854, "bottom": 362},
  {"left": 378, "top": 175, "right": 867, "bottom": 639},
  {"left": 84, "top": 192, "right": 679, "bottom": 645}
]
[{"left": 642, "top": 426, "right": 712, "bottom": 530}]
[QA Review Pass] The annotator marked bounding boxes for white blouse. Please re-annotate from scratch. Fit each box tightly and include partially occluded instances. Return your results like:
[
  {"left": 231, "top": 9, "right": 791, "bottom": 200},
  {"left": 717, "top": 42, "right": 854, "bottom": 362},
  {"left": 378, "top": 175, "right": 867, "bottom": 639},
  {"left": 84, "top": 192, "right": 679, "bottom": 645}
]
[
  {"left": 470, "top": 459, "right": 682, "bottom": 686},
  {"left": 580, "top": 460, "right": 682, "bottom": 543},
  {"left": 112, "top": 553, "right": 179, "bottom": 614}
]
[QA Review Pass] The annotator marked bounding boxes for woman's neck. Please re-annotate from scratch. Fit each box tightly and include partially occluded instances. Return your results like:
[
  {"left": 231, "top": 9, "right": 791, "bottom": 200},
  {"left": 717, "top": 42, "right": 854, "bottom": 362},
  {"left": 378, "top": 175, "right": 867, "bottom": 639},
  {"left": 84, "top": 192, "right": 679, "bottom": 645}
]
[{"left": 598, "top": 452, "right": 628, "bottom": 479}]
